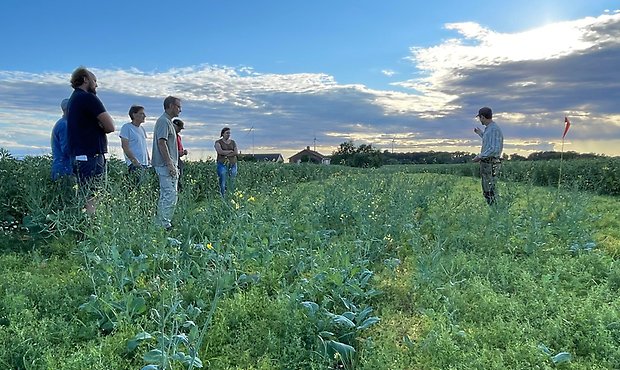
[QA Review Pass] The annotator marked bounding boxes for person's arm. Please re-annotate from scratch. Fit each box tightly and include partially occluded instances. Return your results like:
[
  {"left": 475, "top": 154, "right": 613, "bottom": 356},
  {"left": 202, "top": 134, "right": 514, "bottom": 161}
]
[
  {"left": 121, "top": 137, "right": 140, "bottom": 166},
  {"left": 143, "top": 127, "right": 151, "bottom": 165},
  {"left": 231, "top": 141, "right": 239, "bottom": 156},
  {"left": 472, "top": 128, "right": 483, "bottom": 162},
  {"left": 97, "top": 112, "right": 115, "bottom": 133},
  {"left": 158, "top": 138, "right": 177, "bottom": 177},
  {"left": 215, "top": 141, "right": 226, "bottom": 155},
  {"left": 177, "top": 136, "right": 187, "bottom": 157},
  {"left": 59, "top": 121, "right": 71, "bottom": 156}
]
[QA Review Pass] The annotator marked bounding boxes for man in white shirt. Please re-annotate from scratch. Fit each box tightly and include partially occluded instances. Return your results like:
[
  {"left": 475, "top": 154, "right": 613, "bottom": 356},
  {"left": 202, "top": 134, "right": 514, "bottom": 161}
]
[{"left": 473, "top": 106, "right": 504, "bottom": 205}]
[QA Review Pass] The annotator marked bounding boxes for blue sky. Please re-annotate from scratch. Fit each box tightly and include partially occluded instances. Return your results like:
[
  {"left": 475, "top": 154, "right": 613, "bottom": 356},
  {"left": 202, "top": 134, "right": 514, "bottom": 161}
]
[{"left": 1, "top": 0, "right": 619, "bottom": 160}]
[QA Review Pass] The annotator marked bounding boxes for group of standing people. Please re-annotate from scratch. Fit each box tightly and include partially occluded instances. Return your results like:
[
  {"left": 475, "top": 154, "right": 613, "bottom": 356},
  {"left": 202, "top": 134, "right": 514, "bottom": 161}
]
[
  {"left": 51, "top": 66, "right": 503, "bottom": 224},
  {"left": 50, "top": 66, "right": 239, "bottom": 230}
]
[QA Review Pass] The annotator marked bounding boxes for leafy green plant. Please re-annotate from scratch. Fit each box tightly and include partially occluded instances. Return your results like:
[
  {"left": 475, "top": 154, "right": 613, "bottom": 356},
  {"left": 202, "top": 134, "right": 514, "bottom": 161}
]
[{"left": 302, "top": 298, "right": 380, "bottom": 370}]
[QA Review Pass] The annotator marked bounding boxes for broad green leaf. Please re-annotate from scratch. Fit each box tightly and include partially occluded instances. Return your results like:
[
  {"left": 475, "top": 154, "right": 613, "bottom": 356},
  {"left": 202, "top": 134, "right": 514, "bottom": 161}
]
[
  {"left": 78, "top": 295, "right": 99, "bottom": 313},
  {"left": 173, "top": 334, "right": 189, "bottom": 346},
  {"left": 342, "top": 311, "right": 355, "bottom": 320},
  {"left": 100, "top": 318, "right": 116, "bottom": 332},
  {"left": 189, "top": 325, "right": 200, "bottom": 342},
  {"left": 301, "top": 301, "right": 319, "bottom": 315},
  {"left": 171, "top": 352, "right": 203, "bottom": 368},
  {"left": 238, "top": 273, "right": 261, "bottom": 285},
  {"left": 360, "top": 269, "right": 373, "bottom": 286},
  {"left": 340, "top": 297, "right": 356, "bottom": 311},
  {"left": 132, "top": 331, "right": 153, "bottom": 340},
  {"left": 127, "top": 332, "right": 153, "bottom": 351},
  {"left": 167, "top": 237, "right": 181, "bottom": 246},
  {"left": 143, "top": 349, "right": 165, "bottom": 363},
  {"left": 356, "top": 306, "right": 373, "bottom": 323},
  {"left": 358, "top": 316, "right": 380, "bottom": 330},
  {"left": 127, "top": 296, "right": 147, "bottom": 316},
  {"left": 345, "top": 284, "right": 365, "bottom": 296},
  {"left": 156, "top": 333, "right": 171, "bottom": 346},
  {"left": 330, "top": 314, "right": 356, "bottom": 328},
  {"left": 325, "top": 340, "right": 356, "bottom": 362},
  {"left": 319, "top": 331, "right": 336, "bottom": 338},
  {"left": 537, "top": 343, "right": 552, "bottom": 355},
  {"left": 551, "top": 352, "right": 571, "bottom": 364}
]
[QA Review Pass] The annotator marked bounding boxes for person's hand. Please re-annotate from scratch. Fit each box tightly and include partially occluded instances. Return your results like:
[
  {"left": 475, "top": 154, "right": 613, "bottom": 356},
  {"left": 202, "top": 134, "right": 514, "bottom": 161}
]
[
  {"left": 474, "top": 127, "right": 483, "bottom": 136},
  {"left": 167, "top": 162, "right": 178, "bottom": 178}
]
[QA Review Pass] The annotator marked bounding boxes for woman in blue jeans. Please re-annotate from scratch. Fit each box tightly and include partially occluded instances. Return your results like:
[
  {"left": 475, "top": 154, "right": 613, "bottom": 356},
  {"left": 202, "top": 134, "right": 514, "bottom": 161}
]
[{"left": 214, "top": 127, "right": 238, "bottom": 197}]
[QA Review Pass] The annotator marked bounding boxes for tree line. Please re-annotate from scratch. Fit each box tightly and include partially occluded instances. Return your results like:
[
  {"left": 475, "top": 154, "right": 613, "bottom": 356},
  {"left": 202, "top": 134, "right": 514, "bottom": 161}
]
[{"left": 330, "top": 141, "right": 610, "bottom": 167}]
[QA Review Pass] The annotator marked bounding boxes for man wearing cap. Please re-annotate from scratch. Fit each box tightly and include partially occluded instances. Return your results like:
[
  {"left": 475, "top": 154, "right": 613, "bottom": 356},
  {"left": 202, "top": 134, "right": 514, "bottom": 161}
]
[
  {"left": 67, "top": 66, "right": 115, "bottom": 214},
  {"left": 473, "top": 106, "right": 504, "bottom": 205},
  {"left": 51, "top": 98, "right": 74, "bottom": 180}
]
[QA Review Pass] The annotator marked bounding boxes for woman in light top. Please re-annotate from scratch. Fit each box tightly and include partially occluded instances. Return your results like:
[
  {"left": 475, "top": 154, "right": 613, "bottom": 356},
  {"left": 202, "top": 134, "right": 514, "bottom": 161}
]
[{"left": 214, "top": 127, "right": 238, "bottom": 197}]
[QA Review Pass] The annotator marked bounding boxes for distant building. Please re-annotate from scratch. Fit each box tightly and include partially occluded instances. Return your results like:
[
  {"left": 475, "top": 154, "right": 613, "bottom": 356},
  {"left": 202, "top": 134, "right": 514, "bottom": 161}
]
[
  {"left": 289, "top": 146, "right": 331, "bottom": 164},
  {"left": 242, "top": 153, "right": 284, "bottom": 163}
]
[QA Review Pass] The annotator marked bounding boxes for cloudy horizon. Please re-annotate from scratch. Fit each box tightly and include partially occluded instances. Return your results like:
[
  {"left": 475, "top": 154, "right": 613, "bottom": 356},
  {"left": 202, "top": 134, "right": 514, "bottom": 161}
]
[{"left": 1, "top": 5, "right": 619, "bottom": 161}]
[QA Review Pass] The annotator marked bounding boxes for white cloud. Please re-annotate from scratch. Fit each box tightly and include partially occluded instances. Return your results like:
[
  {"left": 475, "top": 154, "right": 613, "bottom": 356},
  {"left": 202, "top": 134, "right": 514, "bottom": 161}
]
[{"left": 1, "top": 11, "right": 619, "bottom": 158}]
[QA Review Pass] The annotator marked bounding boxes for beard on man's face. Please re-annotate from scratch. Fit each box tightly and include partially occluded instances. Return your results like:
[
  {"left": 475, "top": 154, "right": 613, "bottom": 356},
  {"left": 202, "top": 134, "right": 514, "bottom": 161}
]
[{"left": 88, "top": 86, "right": 97, "bottom": 94}]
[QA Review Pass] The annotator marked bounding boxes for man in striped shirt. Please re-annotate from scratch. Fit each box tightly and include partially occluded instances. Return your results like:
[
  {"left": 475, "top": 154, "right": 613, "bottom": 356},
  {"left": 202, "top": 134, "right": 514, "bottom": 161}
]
[{"left": 473, "top": 106, "right": 504, "bottom": 205}]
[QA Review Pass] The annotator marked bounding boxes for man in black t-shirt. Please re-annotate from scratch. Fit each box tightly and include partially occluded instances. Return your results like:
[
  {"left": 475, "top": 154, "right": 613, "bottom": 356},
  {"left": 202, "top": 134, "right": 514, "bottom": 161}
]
[{"left": 67, "top": 67, "right": 115, "bottom": 214}]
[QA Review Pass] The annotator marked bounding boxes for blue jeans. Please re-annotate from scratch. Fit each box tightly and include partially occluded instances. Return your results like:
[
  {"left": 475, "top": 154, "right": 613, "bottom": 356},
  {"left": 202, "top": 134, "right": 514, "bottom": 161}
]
[{"left": 217, "top": 162, "right": 237, "bottom": 196}]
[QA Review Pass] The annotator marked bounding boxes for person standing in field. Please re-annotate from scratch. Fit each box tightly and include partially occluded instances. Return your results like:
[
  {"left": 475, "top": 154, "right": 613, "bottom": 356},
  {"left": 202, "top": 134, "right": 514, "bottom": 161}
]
[
  {"left": 67, "top": 67, "right": 115, "bottom": 214},
  {"left": 51, "top": 98, "right": 74, "bottom": 180},
  {"left": 472, "top": 106, "right": 504, "bottom": 205},
  {"left": 214, "top": 127, "right": 238, "bottom": 197},
  {"left": 152, "top": 96, "right": 181, "bottom": 230},
  {"left": 172, "top": 118, "right": 188, "bottom": 192},
  {"left": 120, "top": 105, "right": 150, "bottom": 184}
]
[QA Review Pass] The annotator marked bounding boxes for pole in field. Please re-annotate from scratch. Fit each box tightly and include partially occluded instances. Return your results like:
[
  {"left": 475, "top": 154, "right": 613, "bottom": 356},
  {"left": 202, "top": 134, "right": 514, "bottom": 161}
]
[
  {"left": 558, "top": 117, "right": 571, "bottom": 190},
  {"left": 246, "top": 125, "right": 255, "bottom": 155}
]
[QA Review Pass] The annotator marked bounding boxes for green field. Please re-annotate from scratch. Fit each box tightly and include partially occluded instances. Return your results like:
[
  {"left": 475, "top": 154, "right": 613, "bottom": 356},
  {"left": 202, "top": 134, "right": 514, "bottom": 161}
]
[{"left": 1, "top": 157, "right": 619, "bottom": 369}]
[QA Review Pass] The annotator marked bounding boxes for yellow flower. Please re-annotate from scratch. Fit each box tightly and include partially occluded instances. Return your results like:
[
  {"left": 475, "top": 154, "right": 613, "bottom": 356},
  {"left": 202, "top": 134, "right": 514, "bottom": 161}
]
[
  {"left": 206, "top": 243, "right": 213, "bottom": 250},
  {"left": 248, "top": 196, "right": 256, "bottom": 202}
]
